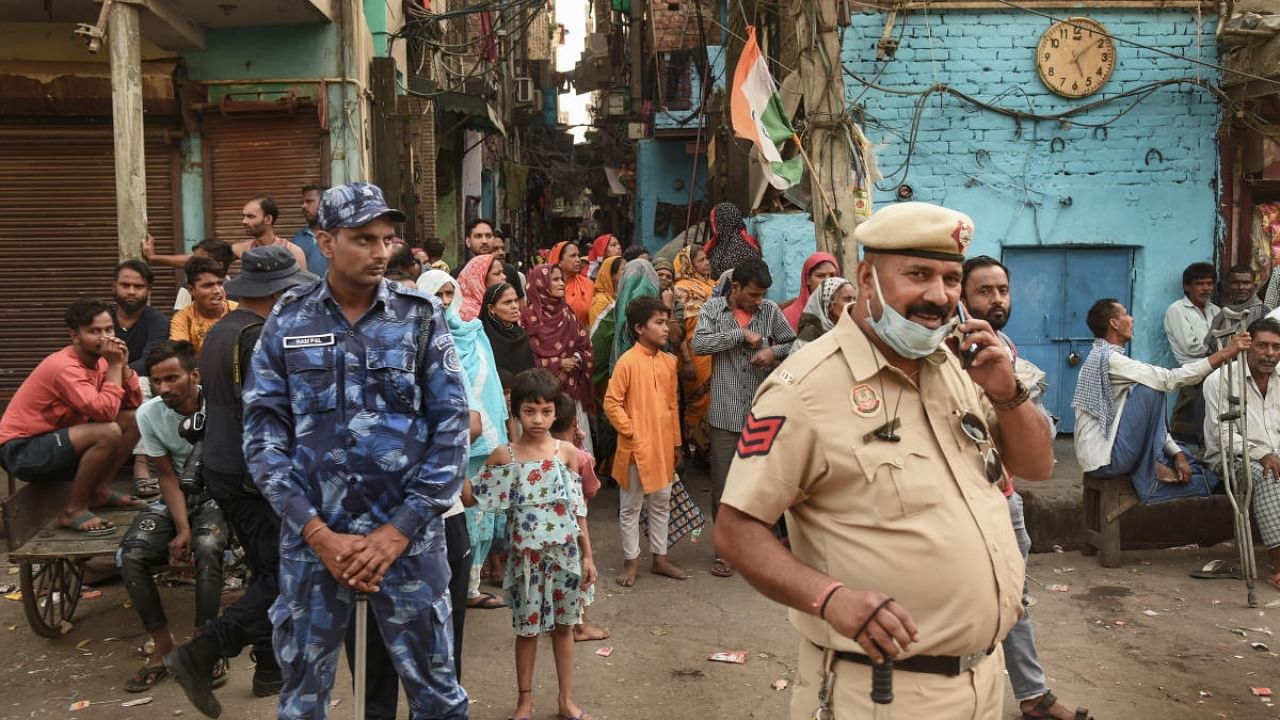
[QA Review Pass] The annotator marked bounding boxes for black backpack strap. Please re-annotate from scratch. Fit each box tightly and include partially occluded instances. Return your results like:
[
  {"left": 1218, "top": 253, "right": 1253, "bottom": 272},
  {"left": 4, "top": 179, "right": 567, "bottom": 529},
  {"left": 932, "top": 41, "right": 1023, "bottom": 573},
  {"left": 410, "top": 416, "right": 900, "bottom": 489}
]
[{"left": 232, "top": 321, "right": 265, "bottom": 420}]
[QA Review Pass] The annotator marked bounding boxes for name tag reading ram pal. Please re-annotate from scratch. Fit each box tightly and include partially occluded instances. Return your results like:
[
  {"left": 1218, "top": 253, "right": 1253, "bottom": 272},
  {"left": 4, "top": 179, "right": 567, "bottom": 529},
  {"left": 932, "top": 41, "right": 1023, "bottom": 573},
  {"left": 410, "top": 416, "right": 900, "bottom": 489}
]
[{"left": 283, "top": 333, "right": 336, "bottom": 349}]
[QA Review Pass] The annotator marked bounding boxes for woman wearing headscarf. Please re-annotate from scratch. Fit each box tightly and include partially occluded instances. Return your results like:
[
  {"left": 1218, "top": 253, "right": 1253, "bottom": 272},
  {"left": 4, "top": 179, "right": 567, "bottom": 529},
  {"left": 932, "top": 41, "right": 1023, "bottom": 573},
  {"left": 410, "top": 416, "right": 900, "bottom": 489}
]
[
  {"left": 457, "top": 253, "right": 506, "bottom": 321},
  {"left": 501, "top": 261, "right": 526, "bottom": 303},
  {"left": 522, "top": 263, "right": 595, "bottom": 453},
  {"left": 703, "top": 202, "right": 761, "bottom": 279},
  {"left": 793, "top": 276, "right": 856, "bottom": 352},
  {"left": 481, "top": 281, "right": 534, "bottom": 375},
  {"left": 589, "top": 256, "right": 624, "bottom": 328},
  {"left": 651, "top": 256, "right": 686, "bottom": 348},
  {"left": 609, "top": 259, "right": 662, "bottom": 369},
  {"left": 673, "top": 246, "right": 716, "bottom": 457},
  {"left": 781, "top": 252, "right": 840, "bottom": 330},
  {"left": 585, "top": 233, "right": 623, "bottom": 280},
  {"left": 418, "top": 269, "right": 512, "bottom": 614},
  {"left": 547, "top": 240, "right": 592, "bottom": 327}
]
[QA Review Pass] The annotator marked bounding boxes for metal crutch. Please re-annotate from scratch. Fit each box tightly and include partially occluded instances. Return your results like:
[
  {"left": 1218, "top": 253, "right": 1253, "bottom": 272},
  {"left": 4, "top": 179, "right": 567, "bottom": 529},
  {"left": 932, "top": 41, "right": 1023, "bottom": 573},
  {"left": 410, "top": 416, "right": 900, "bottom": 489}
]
[
  {"left": 1213, "top": 308, "right": 1259, "bottom": 608},
  {"left": 353, "top": 593, "right": 368, "bottom": 720}
]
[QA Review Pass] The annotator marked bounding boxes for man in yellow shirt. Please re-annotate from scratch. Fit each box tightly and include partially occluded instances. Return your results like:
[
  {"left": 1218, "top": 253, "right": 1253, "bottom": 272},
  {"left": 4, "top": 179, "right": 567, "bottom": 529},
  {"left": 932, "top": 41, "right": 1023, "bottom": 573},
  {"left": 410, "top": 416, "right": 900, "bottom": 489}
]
[{"left": 170, "top": 256, "right": 237, "bottom": 357}]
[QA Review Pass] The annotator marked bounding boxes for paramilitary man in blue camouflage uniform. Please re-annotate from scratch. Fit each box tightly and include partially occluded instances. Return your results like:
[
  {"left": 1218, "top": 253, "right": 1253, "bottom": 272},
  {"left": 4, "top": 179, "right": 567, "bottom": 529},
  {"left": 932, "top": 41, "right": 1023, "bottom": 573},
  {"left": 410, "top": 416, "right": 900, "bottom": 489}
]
[{"left": 239, "top": 182, "right": 468, "bottom": 720}]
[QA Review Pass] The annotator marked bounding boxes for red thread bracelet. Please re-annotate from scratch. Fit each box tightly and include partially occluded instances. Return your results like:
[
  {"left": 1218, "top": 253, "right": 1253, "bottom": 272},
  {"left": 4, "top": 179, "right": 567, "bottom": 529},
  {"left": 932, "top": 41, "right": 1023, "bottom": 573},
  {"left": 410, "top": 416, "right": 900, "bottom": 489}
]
[{"left": 812, "top": 581, "right": 845, "bottom": 617}]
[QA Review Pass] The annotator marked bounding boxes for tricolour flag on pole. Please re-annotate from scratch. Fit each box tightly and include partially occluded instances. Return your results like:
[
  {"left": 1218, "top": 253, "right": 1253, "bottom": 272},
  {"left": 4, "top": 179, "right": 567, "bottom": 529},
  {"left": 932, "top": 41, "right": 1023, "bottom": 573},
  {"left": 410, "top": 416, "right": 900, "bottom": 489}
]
[{"left": 730, "top": 26, "right": 804, "bottom": 190}]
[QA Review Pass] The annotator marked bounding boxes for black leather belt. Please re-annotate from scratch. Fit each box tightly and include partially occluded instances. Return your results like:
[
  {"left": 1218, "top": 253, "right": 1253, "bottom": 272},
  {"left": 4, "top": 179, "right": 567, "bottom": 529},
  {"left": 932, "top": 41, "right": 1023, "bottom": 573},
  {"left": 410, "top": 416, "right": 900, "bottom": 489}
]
[{"left": 815, "top": 643, "right": 995, "bottom": 677}]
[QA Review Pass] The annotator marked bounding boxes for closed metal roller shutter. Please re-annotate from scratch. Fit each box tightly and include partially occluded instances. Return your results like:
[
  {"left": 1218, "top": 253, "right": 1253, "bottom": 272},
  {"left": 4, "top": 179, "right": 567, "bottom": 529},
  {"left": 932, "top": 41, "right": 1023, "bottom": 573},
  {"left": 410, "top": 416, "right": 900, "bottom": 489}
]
[
  {"left": 0, "top": 125, "right": 180, "bottom": 404},
  {"left": 202, "top": 114, "right": 328, "bottom": 244}
]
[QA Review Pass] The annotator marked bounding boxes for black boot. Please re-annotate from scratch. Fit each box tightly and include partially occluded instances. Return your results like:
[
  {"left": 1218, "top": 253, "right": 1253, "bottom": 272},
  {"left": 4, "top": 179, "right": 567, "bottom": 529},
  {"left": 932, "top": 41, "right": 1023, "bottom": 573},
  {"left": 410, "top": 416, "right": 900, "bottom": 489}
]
[
  {"left": 165, "top": 634, "right": 223, "bottom": 718},
  {"left": 251, "top": 647, "right": 283, "bottom": 697}
]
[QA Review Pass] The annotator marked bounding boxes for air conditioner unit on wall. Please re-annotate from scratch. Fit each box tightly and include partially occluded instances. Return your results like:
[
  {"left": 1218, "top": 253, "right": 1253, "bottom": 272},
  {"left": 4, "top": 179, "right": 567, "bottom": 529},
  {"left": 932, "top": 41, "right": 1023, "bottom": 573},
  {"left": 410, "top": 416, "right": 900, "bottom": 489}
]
[{"left": 515, "top": 77, "right": 537, "bottom": 105}]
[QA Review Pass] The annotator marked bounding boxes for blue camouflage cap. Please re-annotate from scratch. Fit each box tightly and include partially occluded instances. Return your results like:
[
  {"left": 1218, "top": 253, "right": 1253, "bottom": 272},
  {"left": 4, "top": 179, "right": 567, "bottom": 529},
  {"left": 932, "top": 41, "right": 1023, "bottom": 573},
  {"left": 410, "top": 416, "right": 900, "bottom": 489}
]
[{"left": 317, "top": 182, "right": 406, "bottom": 232}]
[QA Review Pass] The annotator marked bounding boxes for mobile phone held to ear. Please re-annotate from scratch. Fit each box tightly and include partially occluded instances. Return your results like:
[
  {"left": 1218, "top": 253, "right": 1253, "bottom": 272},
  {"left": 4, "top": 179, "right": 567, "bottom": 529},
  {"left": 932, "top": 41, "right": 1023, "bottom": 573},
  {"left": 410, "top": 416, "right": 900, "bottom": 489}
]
[{"left": 955, "top": 302, "right": 981, "bottom": 368}]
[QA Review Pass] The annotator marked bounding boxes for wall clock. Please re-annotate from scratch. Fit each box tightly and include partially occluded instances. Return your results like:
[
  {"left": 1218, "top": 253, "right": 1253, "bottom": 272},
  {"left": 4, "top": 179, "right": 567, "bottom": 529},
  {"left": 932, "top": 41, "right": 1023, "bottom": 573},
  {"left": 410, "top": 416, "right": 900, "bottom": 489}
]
[{"left": 1036, "top": 17, "right": 1116, "bottom": 99}]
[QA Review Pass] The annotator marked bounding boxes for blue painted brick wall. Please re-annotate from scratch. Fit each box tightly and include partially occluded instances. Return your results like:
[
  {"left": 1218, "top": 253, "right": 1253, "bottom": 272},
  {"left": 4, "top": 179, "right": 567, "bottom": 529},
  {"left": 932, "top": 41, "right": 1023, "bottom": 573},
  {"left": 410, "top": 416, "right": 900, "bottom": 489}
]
[
  {"left": 842, "top": 9, "right": 1221, "bottom": 367},
  {"left": 634, "top": 139, "right": 708, "bottom": 253}
]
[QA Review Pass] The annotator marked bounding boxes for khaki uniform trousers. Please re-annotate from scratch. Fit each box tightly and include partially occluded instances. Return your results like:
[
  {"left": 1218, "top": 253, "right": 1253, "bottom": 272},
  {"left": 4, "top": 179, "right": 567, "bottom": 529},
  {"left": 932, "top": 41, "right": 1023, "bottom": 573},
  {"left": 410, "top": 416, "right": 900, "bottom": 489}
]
[{"left": 790, "top": 640, "right": 1004, "bottom": 720}]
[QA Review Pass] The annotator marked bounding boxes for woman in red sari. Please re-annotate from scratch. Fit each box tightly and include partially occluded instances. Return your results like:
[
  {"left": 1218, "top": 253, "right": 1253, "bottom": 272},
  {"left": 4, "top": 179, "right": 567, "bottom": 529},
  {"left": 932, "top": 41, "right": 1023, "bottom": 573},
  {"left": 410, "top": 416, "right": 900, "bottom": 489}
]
[
  {"left": 521, "top": 263, "right": 595, "bottom": 453},
  {"left": 548, "top": 241, "right": 593, "bottom": 328},
  {"left": 780, "top": 252, "right": 839, "bottom": 330}
]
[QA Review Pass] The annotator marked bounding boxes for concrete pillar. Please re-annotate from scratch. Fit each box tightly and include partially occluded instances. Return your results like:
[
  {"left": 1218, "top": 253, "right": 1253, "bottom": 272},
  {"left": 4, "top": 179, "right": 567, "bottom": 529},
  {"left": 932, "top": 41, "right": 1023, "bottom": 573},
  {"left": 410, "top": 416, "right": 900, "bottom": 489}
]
[{"left": 108, "top": 1, "right": 147, "bottom": 261}]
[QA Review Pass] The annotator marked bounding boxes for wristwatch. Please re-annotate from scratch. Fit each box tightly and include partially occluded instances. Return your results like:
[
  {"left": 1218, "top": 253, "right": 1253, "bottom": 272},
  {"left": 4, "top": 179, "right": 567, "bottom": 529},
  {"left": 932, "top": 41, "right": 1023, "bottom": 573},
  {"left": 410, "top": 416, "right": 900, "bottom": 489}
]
[{"left": 989, "top": 379, "right": 1029, "bottom": 411}]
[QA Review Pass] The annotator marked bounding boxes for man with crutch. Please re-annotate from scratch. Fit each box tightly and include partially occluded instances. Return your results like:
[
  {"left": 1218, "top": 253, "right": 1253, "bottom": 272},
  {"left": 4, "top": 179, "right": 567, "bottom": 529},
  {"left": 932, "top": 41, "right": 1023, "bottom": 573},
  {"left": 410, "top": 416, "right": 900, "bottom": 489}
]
[
  {"left": 1203, "top": 316, "right": 1280, "bottom": 603},
  {"left": 240, "top": 183, "right": 470, "bottom": 720}
]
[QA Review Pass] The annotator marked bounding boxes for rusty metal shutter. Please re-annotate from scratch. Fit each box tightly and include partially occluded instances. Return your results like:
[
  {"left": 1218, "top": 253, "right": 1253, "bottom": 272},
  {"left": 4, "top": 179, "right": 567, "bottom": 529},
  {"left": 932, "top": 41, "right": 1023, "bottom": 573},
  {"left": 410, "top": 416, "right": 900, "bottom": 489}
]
[
  {"left": 202, "top": 114, "right": 327, "bottom": 243},
  {"left": 0, "top": 125, "right": 180, "bottom": 404}
]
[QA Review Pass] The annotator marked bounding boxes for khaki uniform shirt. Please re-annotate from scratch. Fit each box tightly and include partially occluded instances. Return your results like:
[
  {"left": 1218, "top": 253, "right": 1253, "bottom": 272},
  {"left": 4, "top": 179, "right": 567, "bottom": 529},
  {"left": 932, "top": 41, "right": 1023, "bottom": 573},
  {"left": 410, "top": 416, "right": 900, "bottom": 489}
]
[{"left": 721, "top": 311, "right": 1024, "bottom": 658}]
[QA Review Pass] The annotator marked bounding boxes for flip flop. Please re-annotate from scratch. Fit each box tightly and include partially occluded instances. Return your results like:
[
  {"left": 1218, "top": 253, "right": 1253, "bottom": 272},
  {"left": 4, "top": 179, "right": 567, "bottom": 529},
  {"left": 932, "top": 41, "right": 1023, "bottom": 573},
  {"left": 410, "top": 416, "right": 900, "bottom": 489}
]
[
  {"left": 1190, "top": 559, "right": 1241, "bottom": 580},
  {"left": 61, "top": 512, "right": 117, "bottom": 537},
  {"left": 94, "top": 489, "right": 146, "bottom": 510},
  {"left": 125, "top": 664, "right": 168, "bottom": 693},
  {"left": 134, "top": 477, "right": 161, "bottom": 498},
  {"left": 467, "top": 591, "right": 507, "bottom": 609},
  {"left": 558, "top": 711, "right": 595, "bottom": 720},
  {"left": 711, "top": 558, "right": 735, "bottom": 578}
]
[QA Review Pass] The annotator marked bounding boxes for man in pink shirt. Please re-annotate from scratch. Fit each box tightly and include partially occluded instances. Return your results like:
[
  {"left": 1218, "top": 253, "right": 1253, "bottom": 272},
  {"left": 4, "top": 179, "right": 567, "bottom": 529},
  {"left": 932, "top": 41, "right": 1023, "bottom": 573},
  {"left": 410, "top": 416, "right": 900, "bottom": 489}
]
[{"left": 0, "top": 298, "right": 146, "bottom": 535}]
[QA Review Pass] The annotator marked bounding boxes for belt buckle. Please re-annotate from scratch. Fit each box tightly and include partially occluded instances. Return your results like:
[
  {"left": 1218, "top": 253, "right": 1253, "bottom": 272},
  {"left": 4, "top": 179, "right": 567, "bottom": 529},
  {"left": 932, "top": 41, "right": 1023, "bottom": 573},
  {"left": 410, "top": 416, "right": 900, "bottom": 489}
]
[{"left": 957, "top": 651, "right": 986, "bottom": 673}]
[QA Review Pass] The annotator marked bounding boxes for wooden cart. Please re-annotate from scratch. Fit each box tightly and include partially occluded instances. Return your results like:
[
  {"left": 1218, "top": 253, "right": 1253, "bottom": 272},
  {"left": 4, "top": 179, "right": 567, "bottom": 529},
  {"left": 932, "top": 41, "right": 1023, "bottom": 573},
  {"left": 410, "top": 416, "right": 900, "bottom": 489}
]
[{"left": 2, "top": 473, "right": 137, "bottom": 638}]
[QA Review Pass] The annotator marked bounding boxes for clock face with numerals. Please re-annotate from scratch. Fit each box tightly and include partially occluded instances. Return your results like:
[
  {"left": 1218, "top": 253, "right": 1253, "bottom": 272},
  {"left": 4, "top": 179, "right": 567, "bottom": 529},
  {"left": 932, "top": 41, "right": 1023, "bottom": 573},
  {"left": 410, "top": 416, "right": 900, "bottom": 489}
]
[{"left": 1036, "top": 17, "right": 1116, "bottom": 99}]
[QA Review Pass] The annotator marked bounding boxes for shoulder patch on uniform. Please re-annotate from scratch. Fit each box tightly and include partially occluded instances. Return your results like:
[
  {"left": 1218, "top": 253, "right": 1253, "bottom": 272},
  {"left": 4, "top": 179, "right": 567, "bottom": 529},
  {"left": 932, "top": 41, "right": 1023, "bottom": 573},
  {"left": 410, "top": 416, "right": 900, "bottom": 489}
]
[
  {"left": 737, "top": 413, "right": 786, "bottom": 459},
  {"left": 443, "top": 346, "right": 461, "bottom": 373}
]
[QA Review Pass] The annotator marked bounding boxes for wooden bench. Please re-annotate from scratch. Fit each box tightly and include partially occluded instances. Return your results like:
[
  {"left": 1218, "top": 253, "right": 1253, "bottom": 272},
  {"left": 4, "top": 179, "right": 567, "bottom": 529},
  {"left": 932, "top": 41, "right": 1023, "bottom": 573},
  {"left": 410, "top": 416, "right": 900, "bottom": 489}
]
[{"left": 1080, "top": 473, "right": 1140, "bottom": 568}]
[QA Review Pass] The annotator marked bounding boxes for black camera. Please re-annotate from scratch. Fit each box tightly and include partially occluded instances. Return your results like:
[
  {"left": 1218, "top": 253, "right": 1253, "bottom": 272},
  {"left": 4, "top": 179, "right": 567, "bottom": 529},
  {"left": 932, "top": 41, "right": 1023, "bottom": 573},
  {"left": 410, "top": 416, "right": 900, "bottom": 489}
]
[{"left": 178, "top": 409, "right": 206, "bottom": 496}]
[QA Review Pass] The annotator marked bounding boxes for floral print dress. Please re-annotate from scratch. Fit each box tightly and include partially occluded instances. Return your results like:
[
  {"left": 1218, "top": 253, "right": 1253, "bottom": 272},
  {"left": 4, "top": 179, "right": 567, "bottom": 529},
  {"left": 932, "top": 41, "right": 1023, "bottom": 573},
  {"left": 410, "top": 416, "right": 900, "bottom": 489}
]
[{"left": 471, "top": 441, "right": 588, "bottom": 637}]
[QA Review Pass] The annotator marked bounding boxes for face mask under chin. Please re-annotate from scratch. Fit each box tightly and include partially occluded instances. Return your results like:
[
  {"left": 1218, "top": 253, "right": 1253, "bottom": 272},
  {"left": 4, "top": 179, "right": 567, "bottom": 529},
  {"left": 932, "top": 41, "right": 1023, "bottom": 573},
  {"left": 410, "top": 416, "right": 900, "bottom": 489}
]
[{"left": 865, "top": 265, "right": 957, "bottom": 360}]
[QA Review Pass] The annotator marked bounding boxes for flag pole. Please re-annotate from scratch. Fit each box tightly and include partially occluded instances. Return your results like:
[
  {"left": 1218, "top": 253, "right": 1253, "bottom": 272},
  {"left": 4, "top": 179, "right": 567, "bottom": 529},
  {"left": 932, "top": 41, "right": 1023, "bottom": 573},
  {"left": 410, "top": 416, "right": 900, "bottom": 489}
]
[{"left": 792, "top": 138, "right": 843, "bottom": 237}]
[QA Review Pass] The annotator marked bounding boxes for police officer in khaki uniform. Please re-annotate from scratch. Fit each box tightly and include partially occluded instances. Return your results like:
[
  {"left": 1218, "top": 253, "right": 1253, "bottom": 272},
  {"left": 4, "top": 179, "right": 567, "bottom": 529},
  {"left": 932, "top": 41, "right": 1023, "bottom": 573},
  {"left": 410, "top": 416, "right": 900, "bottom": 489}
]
[{"left": 715, "top": 202, "right": 1055, "bottom": 720}]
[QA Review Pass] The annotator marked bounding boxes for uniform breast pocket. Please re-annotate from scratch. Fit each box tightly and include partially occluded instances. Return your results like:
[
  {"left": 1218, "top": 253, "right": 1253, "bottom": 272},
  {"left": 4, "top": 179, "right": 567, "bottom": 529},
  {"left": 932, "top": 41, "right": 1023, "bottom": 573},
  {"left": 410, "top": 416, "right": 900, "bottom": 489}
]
[
  {"left": 853, "top": 443, "right": 940, "bottom": 521},
  {"left": 366, "top": 347, "right": 419, "bottom": 413},
  {"left": 284, "top": 346, "right": 337, "bottom": 415}
]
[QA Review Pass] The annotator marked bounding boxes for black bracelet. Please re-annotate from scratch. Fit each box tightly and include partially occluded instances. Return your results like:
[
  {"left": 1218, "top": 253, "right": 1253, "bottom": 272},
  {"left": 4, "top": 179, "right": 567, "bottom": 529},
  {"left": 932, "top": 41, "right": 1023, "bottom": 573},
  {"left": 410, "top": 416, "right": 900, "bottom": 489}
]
[
  {"left": 853, "top": 597, "right": 895, "bottom": 640},
  {"left": 819, "top": 585, "right": 844, "bottom": 620}
]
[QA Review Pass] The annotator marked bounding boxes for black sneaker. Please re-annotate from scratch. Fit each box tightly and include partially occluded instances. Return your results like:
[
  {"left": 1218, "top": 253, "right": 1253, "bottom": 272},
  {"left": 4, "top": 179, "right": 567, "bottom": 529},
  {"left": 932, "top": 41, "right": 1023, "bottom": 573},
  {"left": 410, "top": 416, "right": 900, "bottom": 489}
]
[
  {"left": 250, "top": 649, "right": 283, "bottom": 697},
  {"left": 164, "top": 635, "right": 223, "bottom": 719}
]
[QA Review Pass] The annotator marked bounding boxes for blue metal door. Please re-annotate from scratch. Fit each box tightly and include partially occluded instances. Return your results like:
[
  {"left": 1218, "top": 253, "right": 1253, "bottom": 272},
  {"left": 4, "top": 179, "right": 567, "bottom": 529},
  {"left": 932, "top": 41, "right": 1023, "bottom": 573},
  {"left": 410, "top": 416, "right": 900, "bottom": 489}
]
[{"left": 1002, "top": 247, "right": 1133, "bottom": 433}]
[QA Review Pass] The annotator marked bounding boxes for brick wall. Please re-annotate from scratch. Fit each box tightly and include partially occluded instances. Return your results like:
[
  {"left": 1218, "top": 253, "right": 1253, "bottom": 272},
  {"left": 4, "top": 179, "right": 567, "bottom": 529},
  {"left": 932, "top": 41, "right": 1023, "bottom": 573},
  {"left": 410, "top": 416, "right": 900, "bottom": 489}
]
[
  {"left": 842, "top": 8, "right": 1222, "bottom": 366},
  {"left": 650, "top": 0, "right": 717, "bottom": 52}
]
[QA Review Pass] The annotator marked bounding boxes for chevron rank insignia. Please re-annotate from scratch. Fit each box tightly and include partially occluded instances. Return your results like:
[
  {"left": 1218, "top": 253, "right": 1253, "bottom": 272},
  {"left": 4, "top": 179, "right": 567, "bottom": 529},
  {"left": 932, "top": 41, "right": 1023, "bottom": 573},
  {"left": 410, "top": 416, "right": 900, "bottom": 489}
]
[{"left": 737, "top": 413, "right": 786, "bottom": 459}]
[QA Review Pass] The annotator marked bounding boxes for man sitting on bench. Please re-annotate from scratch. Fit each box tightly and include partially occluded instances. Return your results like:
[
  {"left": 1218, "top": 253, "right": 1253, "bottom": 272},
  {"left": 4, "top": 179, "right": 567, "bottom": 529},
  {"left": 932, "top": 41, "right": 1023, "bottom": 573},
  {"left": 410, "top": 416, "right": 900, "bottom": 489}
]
[
  {"left": 0, "top": 297, "right": 146, "bottom": 535},
  {"left": 1073, "top": 298, "right": 1247, "bottom": 504},
  {"left": 1203, "top": 317, "right": 1280, "bottom": 591}
]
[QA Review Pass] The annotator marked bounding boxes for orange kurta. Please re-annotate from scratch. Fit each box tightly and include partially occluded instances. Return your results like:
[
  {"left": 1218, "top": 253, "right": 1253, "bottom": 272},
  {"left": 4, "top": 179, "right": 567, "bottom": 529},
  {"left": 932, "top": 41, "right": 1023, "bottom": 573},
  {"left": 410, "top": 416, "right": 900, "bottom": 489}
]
[{"left": 604, "top": 342, "right": 681, "bottom": 493}]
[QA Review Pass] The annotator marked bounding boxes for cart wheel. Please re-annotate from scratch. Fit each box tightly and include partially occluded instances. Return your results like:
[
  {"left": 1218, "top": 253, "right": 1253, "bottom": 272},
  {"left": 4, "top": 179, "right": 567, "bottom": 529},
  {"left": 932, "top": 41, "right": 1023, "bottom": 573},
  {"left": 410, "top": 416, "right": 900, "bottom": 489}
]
[{"left": 19, "top": 559, "right": 85, "bottom": 639}]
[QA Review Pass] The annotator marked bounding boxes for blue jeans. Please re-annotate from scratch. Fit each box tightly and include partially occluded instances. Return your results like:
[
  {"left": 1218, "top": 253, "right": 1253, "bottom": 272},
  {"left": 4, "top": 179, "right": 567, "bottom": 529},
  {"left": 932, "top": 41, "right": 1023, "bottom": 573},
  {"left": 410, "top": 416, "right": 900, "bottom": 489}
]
[
  {"left": 1093, "top": 384, "right": 1218, "bottom": 504},
  {"left": 1001, "top": 492, "right": 1048, "bottom": 702}
]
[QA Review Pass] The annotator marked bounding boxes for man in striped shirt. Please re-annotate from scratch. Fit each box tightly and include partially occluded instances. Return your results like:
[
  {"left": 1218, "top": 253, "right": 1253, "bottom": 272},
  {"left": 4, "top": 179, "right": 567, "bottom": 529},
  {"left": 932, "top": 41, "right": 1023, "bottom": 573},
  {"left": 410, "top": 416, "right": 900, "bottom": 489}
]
[{"left": 692, "top": 257, "right": 794, "bottom": 578}]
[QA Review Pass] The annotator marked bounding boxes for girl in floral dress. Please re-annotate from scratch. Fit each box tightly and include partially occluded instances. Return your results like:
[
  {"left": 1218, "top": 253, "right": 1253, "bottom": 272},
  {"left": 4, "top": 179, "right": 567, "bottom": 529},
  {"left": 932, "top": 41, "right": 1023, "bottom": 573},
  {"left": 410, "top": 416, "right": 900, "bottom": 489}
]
[{"left": 471, "top": 368, "right": 598, "bottom": 720}]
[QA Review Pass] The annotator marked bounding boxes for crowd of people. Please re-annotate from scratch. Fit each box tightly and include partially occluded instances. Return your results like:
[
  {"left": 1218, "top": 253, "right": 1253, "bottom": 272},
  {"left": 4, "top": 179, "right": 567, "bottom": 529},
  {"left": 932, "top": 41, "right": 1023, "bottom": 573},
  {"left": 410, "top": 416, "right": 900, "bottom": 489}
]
[{"left": 3, "top": 177, "right": 1279, "bottom": 720}]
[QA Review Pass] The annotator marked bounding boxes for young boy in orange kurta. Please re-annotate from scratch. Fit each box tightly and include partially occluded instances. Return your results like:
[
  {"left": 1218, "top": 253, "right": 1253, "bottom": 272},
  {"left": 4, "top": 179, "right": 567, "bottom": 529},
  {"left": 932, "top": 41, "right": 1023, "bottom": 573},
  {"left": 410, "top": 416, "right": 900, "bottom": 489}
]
[{"left": 605, "top": 296, "right": 687, "bottom": 587}]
